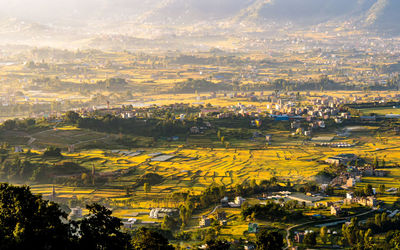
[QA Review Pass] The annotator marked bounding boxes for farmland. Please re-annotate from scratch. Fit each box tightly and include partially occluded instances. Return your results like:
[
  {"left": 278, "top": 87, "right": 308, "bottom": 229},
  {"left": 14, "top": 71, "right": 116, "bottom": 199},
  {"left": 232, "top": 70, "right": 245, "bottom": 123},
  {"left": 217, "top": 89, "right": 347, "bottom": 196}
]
[
  {"left": 358, "top": 106, "right": 400, "bottom": 116},
  {"left": 7, "top": 118, "right": 399, "bottom": 214},
  {"left": 0, "top": 44, "right": 400, "bottom": 248}
]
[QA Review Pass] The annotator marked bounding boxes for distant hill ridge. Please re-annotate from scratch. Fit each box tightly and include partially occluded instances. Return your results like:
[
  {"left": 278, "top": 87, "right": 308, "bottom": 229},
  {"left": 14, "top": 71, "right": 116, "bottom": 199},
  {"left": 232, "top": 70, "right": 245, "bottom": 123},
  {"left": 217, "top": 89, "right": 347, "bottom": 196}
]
[
  {"left": 0, "top": 0, "right": 400, "bottom": 42},
  {"left": 130, "top": 0, "right": 400, "bottom": 34}
]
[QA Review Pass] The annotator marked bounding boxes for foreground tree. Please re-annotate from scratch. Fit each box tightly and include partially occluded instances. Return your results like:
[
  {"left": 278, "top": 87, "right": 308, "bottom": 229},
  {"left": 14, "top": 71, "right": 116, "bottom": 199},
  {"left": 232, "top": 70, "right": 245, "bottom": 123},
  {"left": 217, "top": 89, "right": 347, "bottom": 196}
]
[
  {"left": 256, "top": 228, "right": 284, "bottom": 250},
  {"left": 205, "top": 239, "right": 231, "bottom": 249},
  {"left": 131, "top": 227, "right": 174, "bottom": 250},
  {"left": 77, "top": 203, "right": 131, "bottom": 250},
  {"left": 303, "top": 232, "right": 317, "bottom": 247},
  {"left": 388, "top": 231, "right": 400, "bottom": 249},
  {"left": 320, "top": 226, "right": 328, "bottom": 244},
  {"left": 0, "top": 183, "right": 71, "bottom": 250}
]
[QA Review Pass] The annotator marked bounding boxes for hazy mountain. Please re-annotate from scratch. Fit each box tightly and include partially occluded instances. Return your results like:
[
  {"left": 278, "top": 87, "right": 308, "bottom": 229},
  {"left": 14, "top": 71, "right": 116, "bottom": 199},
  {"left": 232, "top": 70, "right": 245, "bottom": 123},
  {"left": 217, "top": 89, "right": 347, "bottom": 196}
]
[
  {"left": 137, "top": 0, "right": 254, "bottom": 24},
  {"left": 363, "top": 0, "right": 400, "bottom": 32},
  {"left": 133, "top": 0, "right": 400, "bottom": 34},
  {"left": 1, "top": 0, "right": 399, "bottom": 31},
  {"left": 255, "top": 0, "right": 376, "bottom": 25},
  {"left": 0, "top": 0, "right": 400, "bottom": 49}
]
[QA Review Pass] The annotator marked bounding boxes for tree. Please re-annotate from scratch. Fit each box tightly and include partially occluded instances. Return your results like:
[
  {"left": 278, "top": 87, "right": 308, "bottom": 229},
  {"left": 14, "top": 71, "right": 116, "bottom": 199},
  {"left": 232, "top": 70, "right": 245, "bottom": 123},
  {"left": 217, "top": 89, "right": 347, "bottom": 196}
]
[
  {"left": 144, "top": 183, "right": 151, "bottom": 193},
  {"left": 131, "top": 227, "right": 174, "bottom": 250},
  {"left": 373, "top": 157, "right": 379, "bottom": 168},
  {"left": 43, "top": 146, "right": 62, "bottom": 157},
  {"left": 65, "top": 111, "right": 81, "bottom": 124},
  {"left": 2, "top": 120, "right": 16, "bottom": 130},
  {"left": 379, "top": 184, "right": 386, "bottom": 194},
  {"left": 364, "top": 184, "right": 374, "bottom": 196},
  {"left": 161, "top": 215, "right": 180, "bottom": 231},
  {"left": 205, "top": 239, "right": 231, "bottom": 250},
  {"left": 77, "top": 203, "right": 130, "bottom": 250},
  {"left": 342, "top": 218, "right": 358, "bottom": 246},
  {"left": 389, "top": 231, "right": 400, "bottom": 249},
  {"left": 125, "top": 186, "right": 131, "bottom": 196},
  {"left": 81, "top": 173, "right": 90, "bottom": 186},
  {"left": 303, "top": 232, "right": 317, "bottom": 247},
  {"left": 255, "top": 228, "right": 283, "bottom": 250},
  {"left": 0, "top": 183, "right": 71, "bottom": 250},
  {"left": 320, "top": 226, "right": 328, "bottom": 244},
  {"left": 375, "top": 214, "right": 381, "bottom": 227}
]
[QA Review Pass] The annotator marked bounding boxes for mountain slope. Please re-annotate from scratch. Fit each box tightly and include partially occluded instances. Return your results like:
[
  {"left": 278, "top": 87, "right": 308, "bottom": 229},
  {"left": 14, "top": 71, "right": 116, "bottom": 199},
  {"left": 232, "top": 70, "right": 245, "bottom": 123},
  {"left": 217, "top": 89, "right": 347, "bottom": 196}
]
[
  {"left": 1, "top": 0, "right": 400, "bottom": 47},
  {"left": 363, "top": 0, "right": 400, "bottom": 32},
  {"left": 137, "top": 0, "right": 254, "bottom": 24},
  {"left": 252, "top": 0, "right": 375, "bottom": 25}
]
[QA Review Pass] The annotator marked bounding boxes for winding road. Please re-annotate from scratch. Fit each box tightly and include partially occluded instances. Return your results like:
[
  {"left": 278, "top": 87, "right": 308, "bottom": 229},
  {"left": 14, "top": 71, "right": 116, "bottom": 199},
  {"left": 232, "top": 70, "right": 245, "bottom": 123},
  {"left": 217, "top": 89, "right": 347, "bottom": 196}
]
[
  {"left": 192, "top": 205, "right": 221, "bottom": 219},
  {"left": 284, "top": 209, "right": 375, "bottom": 249}
]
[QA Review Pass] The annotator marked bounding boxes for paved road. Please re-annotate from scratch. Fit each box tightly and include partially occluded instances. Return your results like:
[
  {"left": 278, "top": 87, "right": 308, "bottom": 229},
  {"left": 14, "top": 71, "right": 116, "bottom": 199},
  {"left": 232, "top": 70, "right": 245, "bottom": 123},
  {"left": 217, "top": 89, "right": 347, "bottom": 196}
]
[{"left": 284, "top": 209, "right": 375, "bottom": 249}]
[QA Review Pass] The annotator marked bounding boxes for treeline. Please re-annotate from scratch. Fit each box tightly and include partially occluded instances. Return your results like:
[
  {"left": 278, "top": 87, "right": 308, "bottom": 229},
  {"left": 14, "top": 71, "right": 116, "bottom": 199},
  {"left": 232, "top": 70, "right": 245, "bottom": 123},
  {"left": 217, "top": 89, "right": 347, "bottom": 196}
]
[
  {"left": 171, "top": 79, "right": 232, "bottom": 93},
  {"left": 272, "top": 76, "right": 355, "bottom": 91},
  {"left": 0, "top": 155, "right": 89, "bottom": 185},
  {"left": 342, "top": 217, "right": 400, "bottom": 249},
  {"left": 242, "top": 202, "right": 303, "bottom": 222},
  {"left": 170, "top": 75, "right": 378, "bottom": 94},
  {"left": 77, "top": 115, "right": 190, "bottom": 138},
  {"left": 96, "top": 78, "right": 128, "bottom": 89},
  {"left": 345, "top": 101, "right": 400, "bottom": 110},
  {"left": 169, "top": 54, "right": 243, "bottom": 66},
  {"left": 1, "top": 118, "right": 36, "bottom": 131},
  {"left": 359, "top": 212, "right": 400, "bottom": 235}
]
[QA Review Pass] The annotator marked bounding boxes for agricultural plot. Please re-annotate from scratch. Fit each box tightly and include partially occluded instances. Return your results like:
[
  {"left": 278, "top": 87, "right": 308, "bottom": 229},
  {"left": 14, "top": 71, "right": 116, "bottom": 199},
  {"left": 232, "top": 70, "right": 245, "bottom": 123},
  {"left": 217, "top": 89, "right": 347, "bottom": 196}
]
[
  {"left": 30, "top": 184, "right": 126, "bottom": 200},
  {"left": 17, "top": 114, "right": 400, "bottom": 221},
  {"left": 358, "top": 107, "right": 400, "bottom": 115},
  {"left": 27, "top": 127, "right": 117, "bottom": 149}
]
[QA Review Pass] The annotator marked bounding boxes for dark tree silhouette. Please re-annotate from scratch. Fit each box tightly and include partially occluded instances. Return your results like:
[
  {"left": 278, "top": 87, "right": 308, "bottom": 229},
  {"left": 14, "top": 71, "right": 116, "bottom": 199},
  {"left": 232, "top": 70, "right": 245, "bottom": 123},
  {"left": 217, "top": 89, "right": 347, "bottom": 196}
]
[
  {"left": 0, "top": 183, "right": 71, "bottom": 250},
  {"left": 131, "top": 227, "right": 174, "bottom": 250},
  {"left": 77, "top": 203, "right": 131, "bottom": 250},
  {"left": 256, "top": 228, "right": 284, "bottom": 250}
]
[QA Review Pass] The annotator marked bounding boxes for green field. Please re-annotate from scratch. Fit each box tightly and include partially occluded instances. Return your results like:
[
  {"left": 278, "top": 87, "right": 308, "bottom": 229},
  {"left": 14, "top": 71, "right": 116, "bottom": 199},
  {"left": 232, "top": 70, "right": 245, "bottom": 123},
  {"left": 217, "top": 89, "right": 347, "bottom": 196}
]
[{"left": 359, "top": 106, "right": 400, "bottom": 115}]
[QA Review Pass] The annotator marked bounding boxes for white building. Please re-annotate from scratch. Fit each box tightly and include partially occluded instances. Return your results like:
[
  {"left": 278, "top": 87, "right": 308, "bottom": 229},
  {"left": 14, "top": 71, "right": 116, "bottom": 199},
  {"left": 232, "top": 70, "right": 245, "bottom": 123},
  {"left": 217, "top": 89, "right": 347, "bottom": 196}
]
[{"left": 69, "top": 207, "right": 83, "bottom": 219}]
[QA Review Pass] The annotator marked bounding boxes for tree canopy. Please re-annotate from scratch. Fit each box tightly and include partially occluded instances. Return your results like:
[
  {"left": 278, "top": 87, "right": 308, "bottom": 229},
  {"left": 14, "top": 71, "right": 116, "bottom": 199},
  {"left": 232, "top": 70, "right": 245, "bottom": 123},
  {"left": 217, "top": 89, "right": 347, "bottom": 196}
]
[{"left": 0, "top": 183, "right": 71, "bottom": 250}]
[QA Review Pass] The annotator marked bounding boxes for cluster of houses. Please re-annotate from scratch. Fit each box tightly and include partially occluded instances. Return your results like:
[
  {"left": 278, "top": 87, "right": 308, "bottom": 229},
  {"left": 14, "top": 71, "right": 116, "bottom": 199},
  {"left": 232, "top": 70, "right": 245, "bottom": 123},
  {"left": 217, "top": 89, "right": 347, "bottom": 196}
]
[
  {"left": 220, "top": 196, "right": 246, "bottom": 208},
  {"left": 68, "top": 207, "right": 83, "bottom": 220},
  {"left": 325, "top": 153, "right": 358, "bottom": 166},
  {"left": 343, "top": 193, "right": 377, "bottom": 207},
  {"left": 328, "top": 193, "right": 378, "bottom": 217},
  {"left": 199, "top": 211, "right": 228, "bottom": 228},
  {"left": 294, "top": 230, "right": 337, "bottom": 244},
  {"left": 52, "top": 91, "right": 400, "bottom": 146},
  {"left": 122, "top": 208, "right": 179, "bottom": 229},
  {"left": 149, "top": 208, "right": 179, "bottom": 219},
  {"left": 199, "top": 197, "right": 246, "bottom": 228},
  {"left": 326, "top": 154, "right": 388, "bottom": 190}
]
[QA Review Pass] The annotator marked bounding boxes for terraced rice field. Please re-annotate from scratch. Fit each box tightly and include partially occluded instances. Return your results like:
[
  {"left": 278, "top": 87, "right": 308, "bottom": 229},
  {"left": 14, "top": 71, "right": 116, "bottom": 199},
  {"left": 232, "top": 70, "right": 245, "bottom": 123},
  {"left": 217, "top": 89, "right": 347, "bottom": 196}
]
[{"left": 28, "top": 131, "right": 400, "bottom": 212}]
